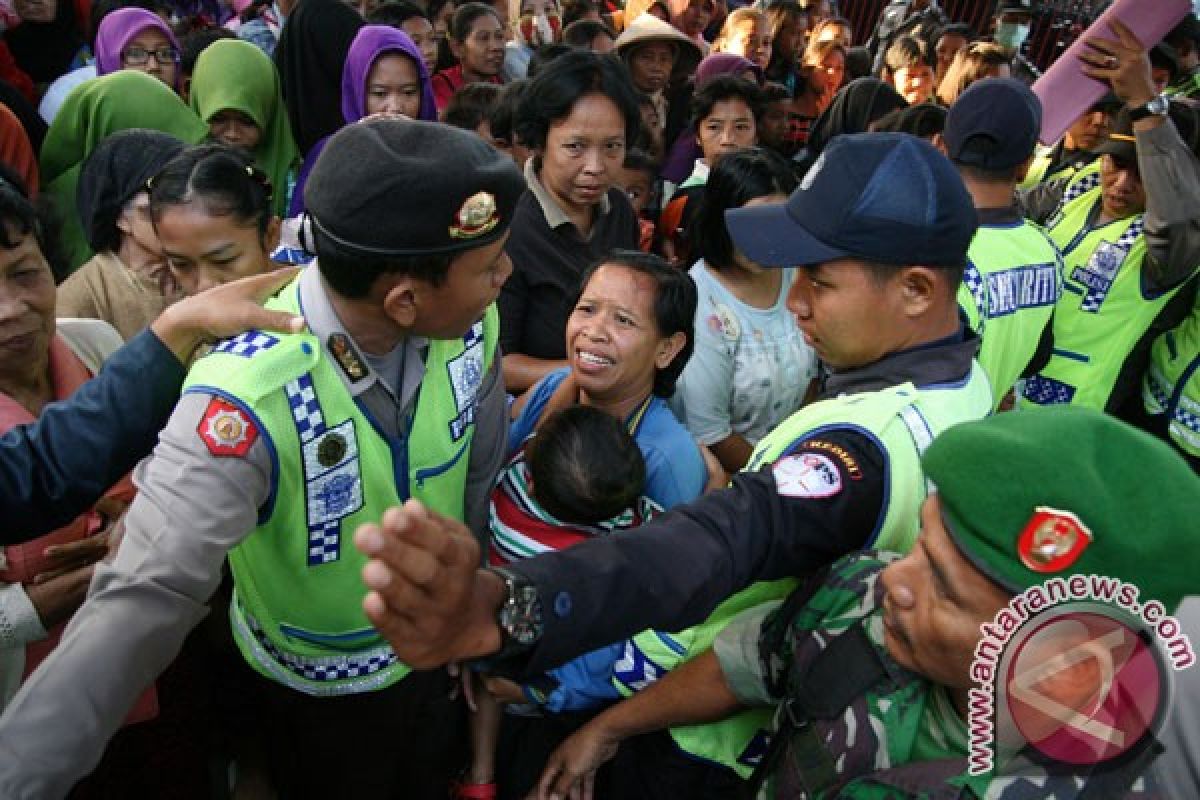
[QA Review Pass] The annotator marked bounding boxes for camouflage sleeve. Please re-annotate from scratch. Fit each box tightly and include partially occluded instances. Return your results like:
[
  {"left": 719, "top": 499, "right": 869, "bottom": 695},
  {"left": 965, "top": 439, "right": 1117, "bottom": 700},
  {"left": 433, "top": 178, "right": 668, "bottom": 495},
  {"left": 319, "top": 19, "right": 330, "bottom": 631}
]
[{"left": 712, "top": 600, "right": 785, "bottom": 707}]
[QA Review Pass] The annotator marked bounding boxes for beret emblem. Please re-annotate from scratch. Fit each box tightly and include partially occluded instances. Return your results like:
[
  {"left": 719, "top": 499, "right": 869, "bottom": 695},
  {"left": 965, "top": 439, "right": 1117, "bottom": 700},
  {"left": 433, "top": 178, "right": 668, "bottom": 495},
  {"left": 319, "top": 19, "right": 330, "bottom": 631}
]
[
  {"left": 1017, "top": 506, "right": 1093, "bottom": 573},
  {"left": 449, "top": 192, "right": 499, "bottom": 239}
]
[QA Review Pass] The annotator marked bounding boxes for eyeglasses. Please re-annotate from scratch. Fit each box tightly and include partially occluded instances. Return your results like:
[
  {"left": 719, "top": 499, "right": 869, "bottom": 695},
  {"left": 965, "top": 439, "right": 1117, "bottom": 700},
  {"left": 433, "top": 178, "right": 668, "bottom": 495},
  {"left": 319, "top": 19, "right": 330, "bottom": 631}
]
[{"left": 122, "top": 45, "right": 179, "bottom": 66}]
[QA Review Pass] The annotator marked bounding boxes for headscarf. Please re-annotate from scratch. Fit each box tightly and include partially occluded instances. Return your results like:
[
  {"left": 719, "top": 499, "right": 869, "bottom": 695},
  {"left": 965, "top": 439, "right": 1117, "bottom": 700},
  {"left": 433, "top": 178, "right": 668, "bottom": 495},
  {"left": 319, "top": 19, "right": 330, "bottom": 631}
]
[
  {"left": 190, "top": 39, "right": 299, "bottom": 216},
  {"left": 76, "top": 129, "right": 186, "bottom": 252},
  {"left": 342, "top": 26, "right": 437, "bottom": 124},
  {"left": 40, "top": 70, "right": 207, "bottom": 271},
  {"left": 0, "top": 102, "right": 38, "bottom": 194},
  {"left": 273, "top": 0, "right": 363, "bottom": 156},
  {"left": 798, "top": 77, "right": 905, "bottom": 174},
  {"left": 660, "top": 53, "right": 762, "bottom": 185},
  {"left": 4, "top": 0, "right": 85, "bottom": 84},
  {"left": 94, "top": 8, "right": 182, "bottom": 87}
]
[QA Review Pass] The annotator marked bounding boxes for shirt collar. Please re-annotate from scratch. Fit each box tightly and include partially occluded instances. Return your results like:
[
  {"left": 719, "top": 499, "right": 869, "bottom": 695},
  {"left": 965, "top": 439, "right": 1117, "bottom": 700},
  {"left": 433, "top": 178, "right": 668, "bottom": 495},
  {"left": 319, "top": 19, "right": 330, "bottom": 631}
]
[
  {"left": 819, "top": 321, "right": 980, "bottom": 399},
  {"left": 524, "top": 157, "right": 611, "bottom": 231},
  {"left": 297, "top": 264, "right": 427, "bottom": 399}
]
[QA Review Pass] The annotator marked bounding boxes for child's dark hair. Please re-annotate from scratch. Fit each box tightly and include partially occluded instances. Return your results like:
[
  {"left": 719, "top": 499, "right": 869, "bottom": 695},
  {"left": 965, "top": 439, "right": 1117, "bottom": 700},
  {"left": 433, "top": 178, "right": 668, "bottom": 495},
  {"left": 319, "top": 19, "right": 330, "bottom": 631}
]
[
  {"left": 691, "top": 147, "right": 795, "bottom": 272},
  {"left": 180, "top": 27, "right": 237, "bottom": 76},
  {"left": 488, "top": 79, "right": 527, "bottom": 147},
  {"left": 449, "top": 1, "right": 502, "bottom": 43},
  {"left": 527, "top": 43, "right": 575, "bottom": 78},
  {"left": 526, "top": 405, "right": 646, "bottom": 525},
  {"left": 561, "top": 0, "right": 599, "bottom": 28},
  {"left": 690, "top": 74, "right": 765, "bottom": 128},
  {"left": 148, "top": 144, "right": 273, "bottom": 236},
  {"left": 0, "top": 165, "right": 66, "bottom": 282},
  {"left": 562, "top": 18, "right": 611, "bottom": 49},
  {"left": 622, "top": 147, "right": 658, "bottom": 176},
  {"left": 885, "top": 34, "right": 934, "bottom": 72},
  {"left": 443, "top": 82, "right": 503, "bottom": 131},
  {"left": 367, "top": 0, "right": 428, "bottom": 26}
]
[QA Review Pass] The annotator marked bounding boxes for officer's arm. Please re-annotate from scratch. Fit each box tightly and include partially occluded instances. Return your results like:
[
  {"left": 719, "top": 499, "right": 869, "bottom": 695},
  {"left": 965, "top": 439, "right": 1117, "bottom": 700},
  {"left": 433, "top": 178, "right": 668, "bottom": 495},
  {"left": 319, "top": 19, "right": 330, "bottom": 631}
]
[
  {"left": 1017, "top": 175, "right": 1070, "bottom": 225},
  {"left": 0, "top": 330, "right": 185, "bottom": 541},
  {"left": 1137, "top": 117, "right": 1200, "bottom": 293},
  {"left": 0, "top": 392, "right": 272, "bottom": 799},
  {"left": 535, "top": 648, "right": 743, "bottom": 800},
  {"left": 462, "top": 352, "right": 508, "bottom": 552},
  {"left": 511, "top": 429, "right": 886, "bottom": 674}
]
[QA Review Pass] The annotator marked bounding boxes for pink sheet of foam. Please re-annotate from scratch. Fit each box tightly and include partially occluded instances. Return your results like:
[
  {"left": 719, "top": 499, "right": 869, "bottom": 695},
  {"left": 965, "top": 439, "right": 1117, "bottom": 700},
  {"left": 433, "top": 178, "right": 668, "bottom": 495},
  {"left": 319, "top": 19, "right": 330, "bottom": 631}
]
[{"left": 1032, "top": 0, "right": 1191, "bottom": 145}]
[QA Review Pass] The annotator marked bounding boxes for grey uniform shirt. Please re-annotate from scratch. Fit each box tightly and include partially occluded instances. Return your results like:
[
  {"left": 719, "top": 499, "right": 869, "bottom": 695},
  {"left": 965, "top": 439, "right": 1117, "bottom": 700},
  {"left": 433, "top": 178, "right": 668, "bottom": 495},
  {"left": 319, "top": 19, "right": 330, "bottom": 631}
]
[{"left": 0, "top": 266, "right": 508, "bottom": 799}]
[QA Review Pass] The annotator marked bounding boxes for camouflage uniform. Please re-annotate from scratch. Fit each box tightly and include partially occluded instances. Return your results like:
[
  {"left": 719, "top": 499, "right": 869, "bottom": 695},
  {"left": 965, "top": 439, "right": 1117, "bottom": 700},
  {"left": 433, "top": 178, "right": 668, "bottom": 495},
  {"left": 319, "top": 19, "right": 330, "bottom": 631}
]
[{"left": 715, "top": 552, "right": 1160, "bottom": 799}]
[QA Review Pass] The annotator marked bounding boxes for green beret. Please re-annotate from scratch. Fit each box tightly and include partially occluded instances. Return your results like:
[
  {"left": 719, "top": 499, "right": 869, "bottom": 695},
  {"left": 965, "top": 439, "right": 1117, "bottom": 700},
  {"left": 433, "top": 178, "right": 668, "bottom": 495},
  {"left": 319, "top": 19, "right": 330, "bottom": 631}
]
[
  {"left": 924, "top": 406, "right": 1199, "bottom": 612},
  {"left": 306, "top": 116, "right": 526, "bottom": 257}
]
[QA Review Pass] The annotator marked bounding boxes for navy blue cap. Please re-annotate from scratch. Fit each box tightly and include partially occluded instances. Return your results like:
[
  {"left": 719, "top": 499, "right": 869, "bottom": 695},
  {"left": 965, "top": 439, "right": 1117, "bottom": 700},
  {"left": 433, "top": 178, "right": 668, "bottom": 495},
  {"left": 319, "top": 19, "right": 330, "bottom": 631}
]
[
  {"left": 725, "top": 133, "right": 977, "bottom": 269},
  {"left": 944, "top": 77, "right": 1041, "bottom": 171}
]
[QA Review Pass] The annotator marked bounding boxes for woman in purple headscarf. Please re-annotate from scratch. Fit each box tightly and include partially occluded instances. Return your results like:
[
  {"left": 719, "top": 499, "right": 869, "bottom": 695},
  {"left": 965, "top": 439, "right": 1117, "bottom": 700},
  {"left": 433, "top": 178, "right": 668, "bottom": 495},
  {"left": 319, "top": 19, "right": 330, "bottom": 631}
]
[
  {"left": 288, "top": 25, "right": 435, "bottom": 217},
  {"left": 94, "top": 7, "right": 182, "bottom": 91}
]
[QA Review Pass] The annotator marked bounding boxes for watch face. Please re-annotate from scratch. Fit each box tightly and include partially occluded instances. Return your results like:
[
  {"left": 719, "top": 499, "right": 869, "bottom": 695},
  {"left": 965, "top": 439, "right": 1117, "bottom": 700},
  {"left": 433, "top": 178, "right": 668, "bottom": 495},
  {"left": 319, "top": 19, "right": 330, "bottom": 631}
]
[{"left": 500, "top": 585, "right": 543, "bottom": 646}]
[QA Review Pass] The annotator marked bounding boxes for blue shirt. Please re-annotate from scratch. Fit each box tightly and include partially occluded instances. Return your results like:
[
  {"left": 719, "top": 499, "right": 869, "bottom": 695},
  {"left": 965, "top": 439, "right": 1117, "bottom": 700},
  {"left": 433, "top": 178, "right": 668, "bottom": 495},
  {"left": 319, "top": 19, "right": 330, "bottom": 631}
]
[{"left": 510, "top": 368, "right": 706, "bottom": 509}]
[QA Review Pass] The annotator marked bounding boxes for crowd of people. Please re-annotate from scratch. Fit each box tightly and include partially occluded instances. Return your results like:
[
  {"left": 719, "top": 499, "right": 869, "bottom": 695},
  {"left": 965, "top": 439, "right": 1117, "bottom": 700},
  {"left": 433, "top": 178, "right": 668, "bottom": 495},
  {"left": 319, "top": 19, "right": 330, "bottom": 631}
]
[{"left": 0, "top": 0, "right": 1197, "bottom": 797}]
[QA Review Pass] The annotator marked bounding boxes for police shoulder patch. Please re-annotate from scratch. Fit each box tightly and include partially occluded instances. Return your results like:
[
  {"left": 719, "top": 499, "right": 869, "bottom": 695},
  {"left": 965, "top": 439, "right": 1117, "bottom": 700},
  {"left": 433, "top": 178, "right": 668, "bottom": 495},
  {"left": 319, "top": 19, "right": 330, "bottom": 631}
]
[
  {"left": 772, "top": 452, "right": 843, "bottom": 499},
  {"left": 198, "top": 397, "right": 259, "bottom": 458}
]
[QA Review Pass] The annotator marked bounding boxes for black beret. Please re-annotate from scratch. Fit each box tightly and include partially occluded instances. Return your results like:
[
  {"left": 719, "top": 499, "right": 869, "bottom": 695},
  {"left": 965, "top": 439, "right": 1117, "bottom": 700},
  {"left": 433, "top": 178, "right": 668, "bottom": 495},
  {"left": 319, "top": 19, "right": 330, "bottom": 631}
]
[{"left": 306, "top": 117, "right": 526, "bottom": 257}]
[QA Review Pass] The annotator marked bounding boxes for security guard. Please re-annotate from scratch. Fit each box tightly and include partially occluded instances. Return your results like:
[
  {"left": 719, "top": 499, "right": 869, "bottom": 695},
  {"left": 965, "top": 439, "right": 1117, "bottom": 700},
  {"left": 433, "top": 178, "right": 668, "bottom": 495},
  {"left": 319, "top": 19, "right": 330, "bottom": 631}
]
[
  {"left": 1164, "top": 14, "right": 1200, "bottom": 100},
  {"left": 0, "top": 119, "right": 525, "bottom": 799},
  {"left": 534, "top": 406, "right": 1197, "bottom": 799},
  {"left": 1019, "top": 21, "right": 1200, "bottom": 412},
  {"left": 354, "top": 133, "right": 996, "bottom": 775},
  {"left": 945, "top": 78, "right": 1063, "bottom": 408}
]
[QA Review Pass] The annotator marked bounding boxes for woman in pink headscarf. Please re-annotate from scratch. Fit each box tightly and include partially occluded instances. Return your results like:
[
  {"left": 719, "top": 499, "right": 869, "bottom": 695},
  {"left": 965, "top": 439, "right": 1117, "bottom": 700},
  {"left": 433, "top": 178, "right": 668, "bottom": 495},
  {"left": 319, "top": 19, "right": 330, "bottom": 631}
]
[{"left": 94, "top": 7, "right": 181, "bottom": 91}]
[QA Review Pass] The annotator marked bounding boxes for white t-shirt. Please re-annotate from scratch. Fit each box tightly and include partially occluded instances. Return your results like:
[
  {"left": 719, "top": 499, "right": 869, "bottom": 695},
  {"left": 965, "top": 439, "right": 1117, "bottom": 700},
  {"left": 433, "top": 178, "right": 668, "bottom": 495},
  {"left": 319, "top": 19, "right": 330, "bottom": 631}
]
[{"left": 670, "top": 261, "right": 816, "bottom": 447}]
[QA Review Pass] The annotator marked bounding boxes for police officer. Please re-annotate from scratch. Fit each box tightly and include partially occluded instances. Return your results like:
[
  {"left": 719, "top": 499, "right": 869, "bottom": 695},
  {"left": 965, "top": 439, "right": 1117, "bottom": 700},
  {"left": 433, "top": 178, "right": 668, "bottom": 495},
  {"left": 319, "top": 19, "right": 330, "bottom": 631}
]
[
  {"left": 1020, "top": 20, "right": 1200, "bottom": 413},
  {"left": 0, "top": 269, "right": 303, "bottom": 539},
  {"left": 534, "top": 406, "right": 1197, "bottom": 799},
  {"left": 0, "top": 118, "right": 525, "bottom": 799},
  {"left": 944, "top": 78, "right": 1064, "bottom": 407},
  {"left": 355, "top": 132, "right": 995, "bottom": 739}
]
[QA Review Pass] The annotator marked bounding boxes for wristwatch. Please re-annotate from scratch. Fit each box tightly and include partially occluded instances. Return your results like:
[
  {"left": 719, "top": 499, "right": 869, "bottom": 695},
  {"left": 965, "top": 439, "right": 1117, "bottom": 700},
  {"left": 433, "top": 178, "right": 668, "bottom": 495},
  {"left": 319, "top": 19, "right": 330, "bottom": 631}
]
[
  {"left": 1128, "top": 94, "right": 1170, "bottom": 122},
  {"left": 490, "top": 566, "right": 544, "bottom": 659}
]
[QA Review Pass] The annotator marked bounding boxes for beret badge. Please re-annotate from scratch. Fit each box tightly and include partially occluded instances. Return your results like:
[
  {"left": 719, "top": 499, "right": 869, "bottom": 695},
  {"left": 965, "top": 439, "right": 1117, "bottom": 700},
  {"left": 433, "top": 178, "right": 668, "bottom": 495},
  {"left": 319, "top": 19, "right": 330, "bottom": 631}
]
[
  {"left": 449, "top": 191, "right": 500, "bottom": 240},
  {"left": 1017, "top": 507, "right": 1093, "bottom": 574}
]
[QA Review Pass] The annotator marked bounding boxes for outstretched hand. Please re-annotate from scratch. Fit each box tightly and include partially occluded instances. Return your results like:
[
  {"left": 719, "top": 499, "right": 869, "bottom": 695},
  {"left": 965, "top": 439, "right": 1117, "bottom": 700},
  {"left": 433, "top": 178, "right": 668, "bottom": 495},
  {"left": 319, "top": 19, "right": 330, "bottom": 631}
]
[
  {"left": 150, "top": 267, "right": 306, "bottom": 363},
  {"left": 356, "top": 500, "right": 506, "bottom": 668},
  {"left": 531, "top": 718, "right": 621, "bottom": 800}
]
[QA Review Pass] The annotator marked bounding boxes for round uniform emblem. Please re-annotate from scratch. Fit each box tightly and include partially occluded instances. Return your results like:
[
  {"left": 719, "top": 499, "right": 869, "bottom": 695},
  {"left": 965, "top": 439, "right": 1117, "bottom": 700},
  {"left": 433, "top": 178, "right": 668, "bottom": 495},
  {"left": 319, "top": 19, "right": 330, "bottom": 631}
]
[
  {"left": 449, "top": 192, "right": 499, "bottom": 239},
  {"left": 1017, "top": 506, "right": 1093, "bottom": 573},
  {"left": 317, "top": 433, "right": 348, "bottom": 467}
]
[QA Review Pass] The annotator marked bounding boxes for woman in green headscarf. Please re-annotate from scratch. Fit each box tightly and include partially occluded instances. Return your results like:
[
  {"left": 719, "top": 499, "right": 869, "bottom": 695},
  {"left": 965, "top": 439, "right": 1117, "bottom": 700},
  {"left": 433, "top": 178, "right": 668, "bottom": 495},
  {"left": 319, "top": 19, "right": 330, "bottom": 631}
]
[
  {"left": 40, "top": 70, "right": 208, "bottom": 273},
  {"left": 189, "top": 39, "right": 299, "bottom": 217}
]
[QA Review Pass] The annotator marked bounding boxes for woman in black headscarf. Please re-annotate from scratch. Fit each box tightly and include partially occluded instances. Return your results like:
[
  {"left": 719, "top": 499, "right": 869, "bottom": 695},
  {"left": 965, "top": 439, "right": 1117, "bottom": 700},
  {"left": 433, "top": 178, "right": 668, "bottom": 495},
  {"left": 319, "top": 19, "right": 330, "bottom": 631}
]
[
  {"left": 0, "top": 79, "right": 45, "bottom": 153},
  {"left": 4, "top": 0, "right": 86, "bottom": 86},
  {"left": 56, "top": 129, "right": 187, "bottom": 340},
  {"left": 795, "top": 76, "right": 905, "bottom": 175},
  {"left": 273, "top": 0, "right": 363, "bottom": 157}
]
